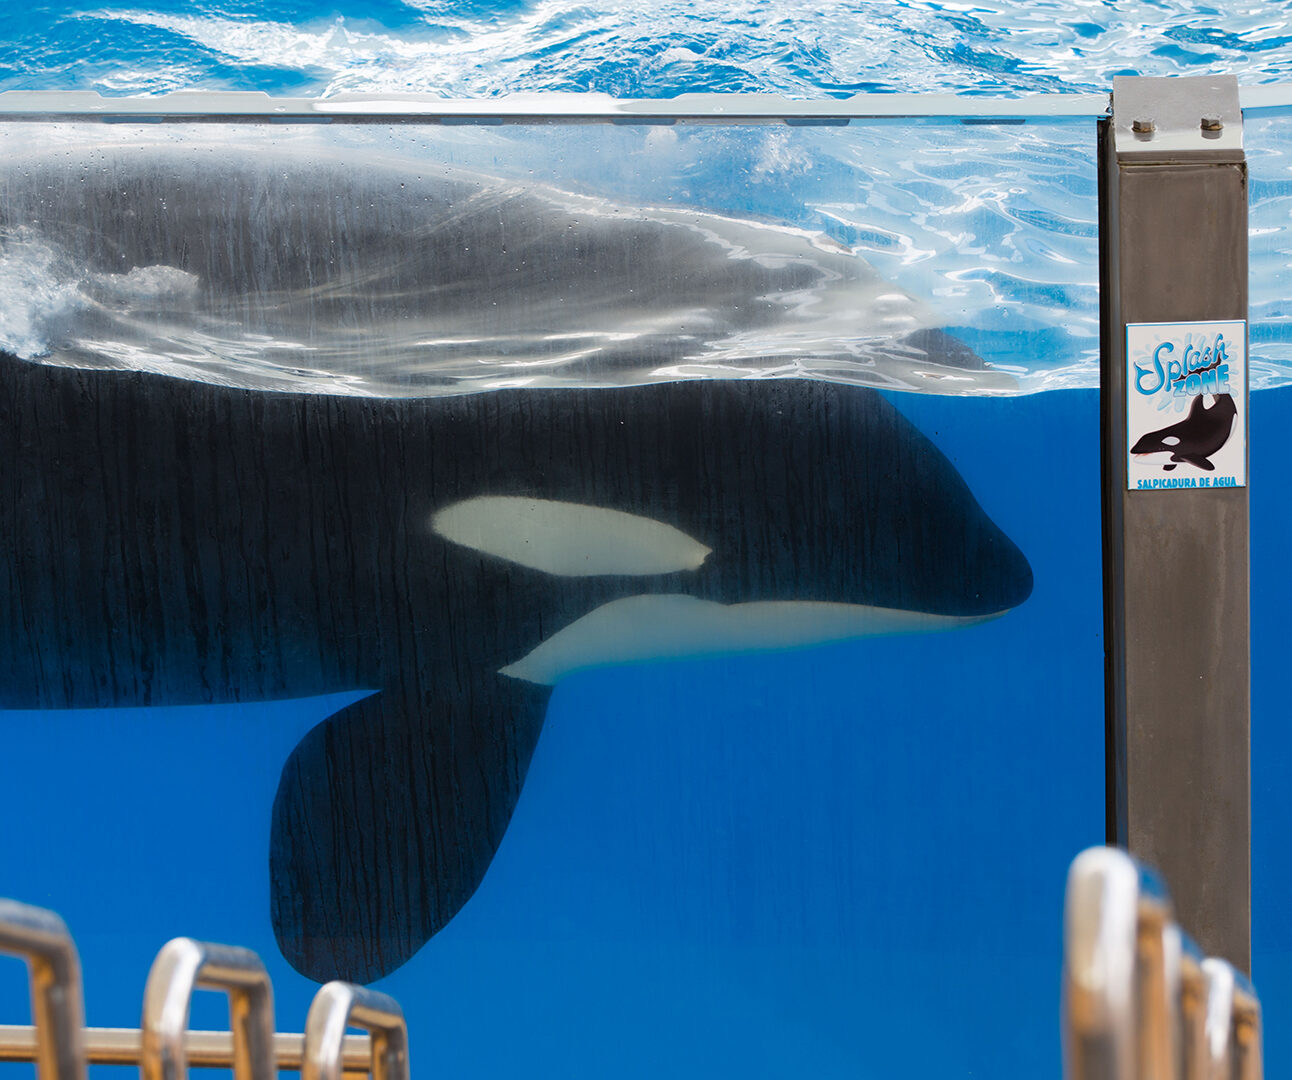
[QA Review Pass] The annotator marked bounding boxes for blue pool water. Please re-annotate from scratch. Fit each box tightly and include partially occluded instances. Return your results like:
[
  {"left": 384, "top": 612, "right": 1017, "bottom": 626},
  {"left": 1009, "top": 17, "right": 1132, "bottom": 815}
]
[
  {"left": 5, "top": 0, "right": 1292, "bottom": 97},
  {"left": 1, "top": 2, "right": 1291, "bottom": 1078},
  {"left": 0, "top": 388, "right": 1105, "bottom": 1078}
]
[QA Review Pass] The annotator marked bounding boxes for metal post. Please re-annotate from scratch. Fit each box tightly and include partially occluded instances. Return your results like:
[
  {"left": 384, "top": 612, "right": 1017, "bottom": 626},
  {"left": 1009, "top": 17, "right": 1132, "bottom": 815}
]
[
  {"left": 1201, "top": 957, "right": 1263, "bottom": 1080},
  {"left": 1062, "top": 846, "right": 1264, "bottom": 1080},
  {"left": 1100, "top": 75, "right": 1250, "bottom": 971},
  {"left": 0, "top": 899, "right": 87, "bottom": 1080},
  {"left": 303, "top": 984, "right": 409, "bottom": 1080},
  {"left": 1062, "top": 848, "right": 1139, "bottom": 1080},
  {"left": 140, "top": 939, "right": 276, "bottom": 1080},
  {"left": 1178, "top": 931, "right": 1210, "bottom": 1080}
]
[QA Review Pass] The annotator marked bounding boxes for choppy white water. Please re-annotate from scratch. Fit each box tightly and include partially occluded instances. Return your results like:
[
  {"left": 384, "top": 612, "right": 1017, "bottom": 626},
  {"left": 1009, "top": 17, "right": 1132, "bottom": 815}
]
[{"left": 8, "top": 1, "right": 1292, "bottom": 99}]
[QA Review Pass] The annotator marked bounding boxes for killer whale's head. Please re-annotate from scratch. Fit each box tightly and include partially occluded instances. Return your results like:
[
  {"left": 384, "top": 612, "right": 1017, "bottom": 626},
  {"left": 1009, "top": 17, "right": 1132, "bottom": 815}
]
[{"left": 426, "top": 378, "right": 1033, "bottom": 686}]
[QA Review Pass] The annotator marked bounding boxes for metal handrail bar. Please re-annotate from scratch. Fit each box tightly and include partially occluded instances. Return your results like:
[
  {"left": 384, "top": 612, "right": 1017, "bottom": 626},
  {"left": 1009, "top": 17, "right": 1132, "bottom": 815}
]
[
  {"left": 1062, "top": 846, "right": 1264, "bottom": 1080},
  {"left": 141, "top": 939, "right": 275, "bottom": 1080},
  {"left": 0, "top": 899, "right": 87, "bottom": 1080},
  {"left": 1176, "top": 932, "right": 1208, "bottom": 1080},
  {"left": 303, "top": 985, "right": 407, "bottom": 1080},
  {"left": 1134, "top": 870, "right": 1176, "bottom": 1080},
  {"left": 1062, "top": 847, "right": 1139, "bottom": 1080},
  {"left": 1233, "top": 974, "right": 1264, "bottom": 1080},
  {"left": 0, "top": 1026, "right": 373, "bottom": 1070},
  {"left": 1201, "top": 958, "right": 1263, "bottom": 1080}
]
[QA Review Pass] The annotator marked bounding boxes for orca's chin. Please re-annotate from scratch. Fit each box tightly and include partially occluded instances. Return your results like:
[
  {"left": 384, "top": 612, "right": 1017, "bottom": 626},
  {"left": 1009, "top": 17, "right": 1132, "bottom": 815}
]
[{"left": 499, "top": 594, "right": 1006, "bottom": 686}]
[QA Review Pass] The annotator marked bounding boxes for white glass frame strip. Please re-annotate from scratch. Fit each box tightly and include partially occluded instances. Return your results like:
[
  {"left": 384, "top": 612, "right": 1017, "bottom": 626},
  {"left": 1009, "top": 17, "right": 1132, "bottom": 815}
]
[{"left": 0, "top": 89, "right": 1107, "bottom": 123}]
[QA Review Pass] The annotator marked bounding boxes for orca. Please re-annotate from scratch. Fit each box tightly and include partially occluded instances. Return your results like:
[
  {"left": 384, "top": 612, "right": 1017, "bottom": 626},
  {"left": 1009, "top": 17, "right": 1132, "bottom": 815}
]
[
  {"left": 0, "top": 140, "right": 1016, "bottom": 396},
  {"left": 1131, "top": 393, "right": 1237, "bottom": 472},
  {"left": 0, "top": 353, "right": 1032, "bottom": 984}
]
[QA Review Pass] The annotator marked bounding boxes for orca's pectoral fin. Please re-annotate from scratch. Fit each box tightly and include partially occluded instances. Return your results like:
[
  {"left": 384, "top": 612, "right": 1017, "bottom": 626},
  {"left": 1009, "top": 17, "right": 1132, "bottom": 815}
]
[
  {"left": 270, "top": 676, "right": 553, "bottom": 984},
  {"left": 1183, "top": 455, "right": 1216, "bottom": 472}
]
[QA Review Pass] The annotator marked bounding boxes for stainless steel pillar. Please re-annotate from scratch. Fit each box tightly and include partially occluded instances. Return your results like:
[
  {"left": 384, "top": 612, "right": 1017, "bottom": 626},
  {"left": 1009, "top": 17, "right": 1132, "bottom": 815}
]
[{"left": 1100, "top": 75, "right": 1250, "bottom": 971}]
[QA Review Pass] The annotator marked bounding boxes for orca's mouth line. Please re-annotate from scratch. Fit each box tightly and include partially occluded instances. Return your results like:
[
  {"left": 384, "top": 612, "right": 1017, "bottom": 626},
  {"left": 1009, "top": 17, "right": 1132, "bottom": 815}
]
[{"left": 499, "top": 594, "right": 1007, "bottom": 686}]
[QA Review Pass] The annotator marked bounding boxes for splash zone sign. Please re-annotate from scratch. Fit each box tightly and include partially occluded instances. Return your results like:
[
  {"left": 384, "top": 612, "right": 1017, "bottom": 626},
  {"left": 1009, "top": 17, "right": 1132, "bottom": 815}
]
[{"left": 1126, "top": 320, "right": 1246, "bottom": 491}]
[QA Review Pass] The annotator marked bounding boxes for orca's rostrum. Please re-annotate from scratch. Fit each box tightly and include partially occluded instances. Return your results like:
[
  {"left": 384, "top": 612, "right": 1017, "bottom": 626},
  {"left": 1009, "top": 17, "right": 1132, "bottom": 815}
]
[{"left": 0, "top": 355, "right": 1031, "bottom": 984}]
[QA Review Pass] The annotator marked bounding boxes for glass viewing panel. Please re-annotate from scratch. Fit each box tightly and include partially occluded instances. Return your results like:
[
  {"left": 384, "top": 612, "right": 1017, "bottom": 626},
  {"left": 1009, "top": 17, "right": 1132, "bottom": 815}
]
[
  {"left": 0, "top": 113, "right": 1103, "bottom": 1078},
  {"left": 0, "top": 117, "right": 1098, "bottom": 396}
]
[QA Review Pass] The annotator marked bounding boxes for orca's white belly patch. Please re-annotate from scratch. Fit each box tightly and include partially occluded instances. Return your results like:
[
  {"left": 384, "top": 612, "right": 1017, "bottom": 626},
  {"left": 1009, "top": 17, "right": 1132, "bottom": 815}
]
[{"left": 500, "top": 593, "right": 1001, "bottom": 685}]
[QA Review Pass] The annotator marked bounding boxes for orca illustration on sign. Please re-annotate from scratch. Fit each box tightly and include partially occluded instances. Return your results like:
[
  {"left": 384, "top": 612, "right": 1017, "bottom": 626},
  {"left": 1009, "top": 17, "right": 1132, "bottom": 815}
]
[
  {"left": 0, "top": 353, "right": 1033, "bottom": 984},
  {"left": 1130, "top": 393, "right": 1237, "bottom": 472}
]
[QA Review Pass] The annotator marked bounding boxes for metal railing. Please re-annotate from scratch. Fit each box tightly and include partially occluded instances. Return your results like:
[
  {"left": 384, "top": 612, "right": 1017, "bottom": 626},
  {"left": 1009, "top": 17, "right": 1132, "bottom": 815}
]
[
  {"left": 1062, "top": 846, "right": 1262, "bottom": 1080},
  {"left": 0, "top": 898, "right": 408, "bottom": 1080},
  {"left": 0, "top": 854, "right": 1269, "bottom": 1078}
]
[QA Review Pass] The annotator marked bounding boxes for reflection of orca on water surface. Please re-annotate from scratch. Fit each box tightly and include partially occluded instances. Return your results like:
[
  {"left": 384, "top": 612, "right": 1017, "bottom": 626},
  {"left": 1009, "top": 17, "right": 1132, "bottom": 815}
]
[
  {"left": 1131, "top": 393, "right": 1237, "bottom": 472},
  {"left": 0, "top": 354, "right": 1033, "bottom": 984},
  {"left": 0, "top": 144, "right": 1016, "bottom": 396}
]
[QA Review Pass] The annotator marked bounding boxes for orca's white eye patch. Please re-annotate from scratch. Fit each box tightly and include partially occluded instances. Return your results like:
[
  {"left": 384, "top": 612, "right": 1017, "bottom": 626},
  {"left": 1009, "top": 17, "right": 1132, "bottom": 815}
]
[
  {"left": 431, "top": 496, "right": 711, "bottom": 576},
  {"left": 1162, "top": 436, "right": 1181, "bottom": 446}
]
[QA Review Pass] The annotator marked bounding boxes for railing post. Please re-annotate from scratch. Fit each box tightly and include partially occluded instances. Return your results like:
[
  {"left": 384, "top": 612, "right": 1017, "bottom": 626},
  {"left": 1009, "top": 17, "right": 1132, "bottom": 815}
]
[
  {"left": 0, "top": 899, "right": 87, "bottom": 1080},
  {"left": 1100, "top": 74, "right": 1250, "bottom": 971},
  {"left": 140, "top": 939, "right": 276, "bottom": 1080},
  {"left": 303, "top": 984, "right": 408, "bottom": 1080},
  {"left": 1062, "top": 847, "right": 1263, "bottom": 1080}
]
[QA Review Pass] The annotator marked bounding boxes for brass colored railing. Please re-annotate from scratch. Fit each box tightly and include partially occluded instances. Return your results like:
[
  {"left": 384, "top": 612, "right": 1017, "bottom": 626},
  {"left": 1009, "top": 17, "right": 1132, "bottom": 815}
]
[
  {"left": 0, "top": 898, "right": 408, "bottom": 1080},
  {"left": 1, "top": 853, "right": 1266, "bottom": 1080},
  {"left": 0, "top": 1026, "right": 372, "bottom": 1071},
  {"left": 1063, "top": 847, "right": 1262, "bottom": 1080}
]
